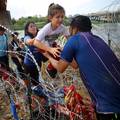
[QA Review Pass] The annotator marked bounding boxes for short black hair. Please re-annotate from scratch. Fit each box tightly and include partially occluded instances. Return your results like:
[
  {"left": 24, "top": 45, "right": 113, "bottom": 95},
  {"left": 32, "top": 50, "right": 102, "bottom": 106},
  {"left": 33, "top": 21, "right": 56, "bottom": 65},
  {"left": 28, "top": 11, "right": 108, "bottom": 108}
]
[
  {"left": 11, "top": 32, "right": 19, "bottom": 37},
  {"left": 0, "top": 26, "right": 6, "bottom": 31},
  {"left": 70, "top": 15, "right": 92, "bottom": 32}
]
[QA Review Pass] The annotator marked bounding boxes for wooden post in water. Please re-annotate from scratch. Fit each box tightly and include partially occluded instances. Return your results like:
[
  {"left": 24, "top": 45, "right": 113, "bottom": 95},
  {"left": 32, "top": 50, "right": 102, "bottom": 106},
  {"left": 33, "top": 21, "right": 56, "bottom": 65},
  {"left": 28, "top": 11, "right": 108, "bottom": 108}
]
[{"left": 108, "top": 33, "right": 111, "bottom": 48}]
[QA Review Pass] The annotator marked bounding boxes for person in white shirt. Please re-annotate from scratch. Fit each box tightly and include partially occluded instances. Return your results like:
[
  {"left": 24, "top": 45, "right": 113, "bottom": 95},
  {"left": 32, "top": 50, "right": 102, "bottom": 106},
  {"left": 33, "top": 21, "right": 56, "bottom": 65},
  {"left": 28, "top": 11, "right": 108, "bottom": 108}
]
[{"left": 26, "top": 3, "right": 69, "bottom": 78}]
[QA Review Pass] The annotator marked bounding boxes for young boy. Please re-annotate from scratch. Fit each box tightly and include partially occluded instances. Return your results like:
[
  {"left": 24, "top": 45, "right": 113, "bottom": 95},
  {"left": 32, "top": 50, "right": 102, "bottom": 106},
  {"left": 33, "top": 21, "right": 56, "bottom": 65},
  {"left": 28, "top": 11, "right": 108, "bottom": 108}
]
[{"left": 26, "top": 3, "right": 69, "bottom": 78}]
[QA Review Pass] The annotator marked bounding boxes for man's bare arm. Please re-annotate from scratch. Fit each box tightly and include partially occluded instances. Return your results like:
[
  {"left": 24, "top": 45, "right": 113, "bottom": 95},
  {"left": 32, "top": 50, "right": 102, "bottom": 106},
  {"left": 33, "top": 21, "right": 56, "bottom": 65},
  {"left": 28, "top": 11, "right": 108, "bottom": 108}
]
[
  {"left": 70, "top": 59, "right": 78, "bottom": 69},
  {"left": 44, "top": 52, "right": 78, "bottom": 73}
]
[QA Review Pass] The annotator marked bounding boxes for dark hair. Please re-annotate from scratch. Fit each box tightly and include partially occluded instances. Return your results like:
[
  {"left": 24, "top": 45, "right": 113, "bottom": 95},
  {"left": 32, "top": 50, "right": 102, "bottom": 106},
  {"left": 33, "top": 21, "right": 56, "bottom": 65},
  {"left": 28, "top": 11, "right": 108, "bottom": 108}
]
[
  {"left": 70, "top": 15, "right": 92, "bottom": 32},
  {"left": 0, "top": 26, "right": 6, "bottom": 31},
  {"left": 11, "top": 32, "right": 19, "bottom": 37},
  {"left": 48, "top": 3, "right": 65, "bottom": 17},
  {"left": 24, "top": 21, "right": 38, "bottom": 38}
]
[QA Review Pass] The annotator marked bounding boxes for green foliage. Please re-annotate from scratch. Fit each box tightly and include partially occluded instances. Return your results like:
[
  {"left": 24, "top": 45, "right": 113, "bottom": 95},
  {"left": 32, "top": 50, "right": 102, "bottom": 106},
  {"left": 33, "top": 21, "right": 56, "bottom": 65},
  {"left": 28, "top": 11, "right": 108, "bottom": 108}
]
[
  {"left": 12, "top": 16, "right": 70, "bottom": 30},
  {"left": 63, "top": 18, "right": 70, "bottom": 26},
  {"left": 11, "top": 18, "right": 16, "bottom": 24}
]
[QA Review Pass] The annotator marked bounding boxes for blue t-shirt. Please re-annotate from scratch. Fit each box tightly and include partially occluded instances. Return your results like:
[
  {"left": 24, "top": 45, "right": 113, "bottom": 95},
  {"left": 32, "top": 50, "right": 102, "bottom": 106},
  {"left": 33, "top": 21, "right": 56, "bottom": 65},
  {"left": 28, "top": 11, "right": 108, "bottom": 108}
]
[
  {"left": 0, "top": 34, "right": 8, "bottom": 56},
  {"left": 24, "top": 35, "right": 44, "bottom": 67},
  {"left": 61, "top": 32, "right": 120, "bottom": 113}
]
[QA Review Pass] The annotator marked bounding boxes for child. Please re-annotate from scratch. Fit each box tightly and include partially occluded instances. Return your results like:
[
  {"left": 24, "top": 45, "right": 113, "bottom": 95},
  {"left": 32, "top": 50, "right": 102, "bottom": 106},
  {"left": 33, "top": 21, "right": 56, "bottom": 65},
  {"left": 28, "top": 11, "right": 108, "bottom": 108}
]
[
  {"left": 45, "top": 15, "right": 120, "bottom": 120},
  {"left": 27, "top": 3, "right": 69, "bottom": 78}
]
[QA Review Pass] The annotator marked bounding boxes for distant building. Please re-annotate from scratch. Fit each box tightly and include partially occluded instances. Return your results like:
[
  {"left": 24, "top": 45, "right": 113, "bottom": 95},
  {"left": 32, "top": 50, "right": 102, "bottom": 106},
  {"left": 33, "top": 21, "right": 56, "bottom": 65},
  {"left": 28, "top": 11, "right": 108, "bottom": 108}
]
[{"left": 88, "top": 10, "right": 120, "bottom": 23}]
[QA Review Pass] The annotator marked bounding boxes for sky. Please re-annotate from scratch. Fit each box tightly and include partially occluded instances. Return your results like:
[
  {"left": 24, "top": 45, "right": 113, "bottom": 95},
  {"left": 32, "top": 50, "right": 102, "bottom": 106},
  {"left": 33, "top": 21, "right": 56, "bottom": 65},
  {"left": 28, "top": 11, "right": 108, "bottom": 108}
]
[{"left": 7, "top": 0, "right": 115, "bottom": 19}]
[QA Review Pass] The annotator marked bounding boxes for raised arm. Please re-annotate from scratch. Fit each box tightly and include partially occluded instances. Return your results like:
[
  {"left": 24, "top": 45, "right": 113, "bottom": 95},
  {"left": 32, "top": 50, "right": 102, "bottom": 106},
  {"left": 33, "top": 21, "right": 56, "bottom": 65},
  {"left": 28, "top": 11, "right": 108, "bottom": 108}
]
[{"left": 25, "top": 38, "right": 61, "bottom": 57}]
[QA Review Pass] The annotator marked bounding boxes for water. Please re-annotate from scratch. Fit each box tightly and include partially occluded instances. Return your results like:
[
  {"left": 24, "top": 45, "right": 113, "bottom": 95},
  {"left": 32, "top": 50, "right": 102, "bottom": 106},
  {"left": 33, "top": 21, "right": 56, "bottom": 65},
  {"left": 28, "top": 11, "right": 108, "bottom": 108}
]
[
  {"left": 17, "top": 23, "right": 120, "bottom": 43},
  {"left": 16, "top": 30, "right": 24, "bottom": 39},
  {"left": 92, "top": 23, "right": 120, "bottom": 44},
  {"left": 16, "top": 23, "right": 120, "bottom": 58},
  {"left": 92, "top": 23, "right": 120, "bottom": 59}
]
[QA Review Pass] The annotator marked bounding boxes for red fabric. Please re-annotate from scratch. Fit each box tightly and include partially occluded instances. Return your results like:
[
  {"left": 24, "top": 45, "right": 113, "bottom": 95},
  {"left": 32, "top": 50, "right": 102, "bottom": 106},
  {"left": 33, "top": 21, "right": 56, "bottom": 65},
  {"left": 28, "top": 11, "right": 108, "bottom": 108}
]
[{"left": 47, "top": 63, "right": 55, "bottom": 70}]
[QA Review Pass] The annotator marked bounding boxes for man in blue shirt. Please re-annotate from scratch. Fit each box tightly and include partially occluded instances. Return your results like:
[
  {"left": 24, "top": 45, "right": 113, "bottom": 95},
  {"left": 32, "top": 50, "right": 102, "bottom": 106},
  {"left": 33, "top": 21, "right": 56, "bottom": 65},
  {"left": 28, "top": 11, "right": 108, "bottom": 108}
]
[
  {"left": 45, "top": 15, "right": 120, "bottom": 120},
  {"left": 0, "top": 26, "right": 9, "bottom": 69}
]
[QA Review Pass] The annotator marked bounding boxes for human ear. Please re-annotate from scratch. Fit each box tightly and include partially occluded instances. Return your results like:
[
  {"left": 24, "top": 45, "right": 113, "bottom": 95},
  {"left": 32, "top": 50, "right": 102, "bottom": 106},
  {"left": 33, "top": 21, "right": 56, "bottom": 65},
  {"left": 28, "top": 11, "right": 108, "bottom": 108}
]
[{"left": 71, "top": 27, "right": 78, "bottom": 35}]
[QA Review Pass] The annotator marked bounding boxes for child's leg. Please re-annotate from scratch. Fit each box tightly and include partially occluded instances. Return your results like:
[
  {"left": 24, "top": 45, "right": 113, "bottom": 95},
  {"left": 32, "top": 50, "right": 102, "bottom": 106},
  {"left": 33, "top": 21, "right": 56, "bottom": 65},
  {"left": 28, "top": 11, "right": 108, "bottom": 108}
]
[{"left": 24, "top": 64, "right": 39, "bottom": 86}]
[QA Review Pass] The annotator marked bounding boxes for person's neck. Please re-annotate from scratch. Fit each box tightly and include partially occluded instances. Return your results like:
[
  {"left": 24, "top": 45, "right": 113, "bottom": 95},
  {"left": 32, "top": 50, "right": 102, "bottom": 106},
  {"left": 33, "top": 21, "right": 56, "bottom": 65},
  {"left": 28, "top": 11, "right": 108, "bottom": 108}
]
[{"left": 51, "top": 23, "right": 59, "bottom": 30}]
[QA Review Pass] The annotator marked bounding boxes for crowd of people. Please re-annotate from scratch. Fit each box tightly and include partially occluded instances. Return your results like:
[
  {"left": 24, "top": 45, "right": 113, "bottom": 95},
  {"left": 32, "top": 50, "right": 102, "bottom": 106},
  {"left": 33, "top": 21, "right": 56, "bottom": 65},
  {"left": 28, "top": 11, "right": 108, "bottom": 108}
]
[{"left": 0, "top": 3, "right": 120, "bottom": 120}]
